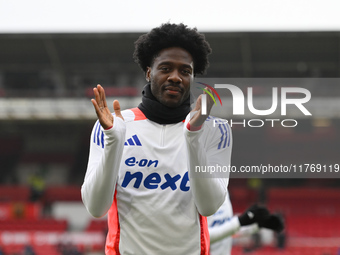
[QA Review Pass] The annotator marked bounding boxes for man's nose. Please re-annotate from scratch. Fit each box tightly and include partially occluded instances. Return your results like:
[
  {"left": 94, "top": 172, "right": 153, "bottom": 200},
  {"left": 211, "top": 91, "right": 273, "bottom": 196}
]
[{"left": 167, "top": 70, "right": 182, "bottom": 83}]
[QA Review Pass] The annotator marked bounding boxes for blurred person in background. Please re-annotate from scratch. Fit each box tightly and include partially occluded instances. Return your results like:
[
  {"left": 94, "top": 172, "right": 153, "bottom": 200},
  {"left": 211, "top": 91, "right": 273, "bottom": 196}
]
[
  {"left": 58, "top": 242, "right": 83, "bottom": 255},
  {"left": 208, "top": 192, "right": 284, "bottom": 255},
  {"left": 81, "top": 23, "right": 232, "bottom": 255},
  {"left": 22, "top": 245, "right": 36, "bottom": 255},
  {"left": 28, "top": 164, "right": 46, "bottom": 202}
]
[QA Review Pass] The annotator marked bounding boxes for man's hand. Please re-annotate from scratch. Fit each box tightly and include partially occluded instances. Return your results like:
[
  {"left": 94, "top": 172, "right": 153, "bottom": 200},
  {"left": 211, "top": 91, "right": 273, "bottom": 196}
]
[
  {"left": 258, "top": 214, "right": 284, "bottom": 233},
  {"left": 238, "top": 204, "right": 270, "bottom": 226},
  {"left": 238, "top": 204, "right": 285, "bottom": 233},
  {"left": 189, "top": 88, "right": 215, "bottom": 128},
  {"left": 91, "top": 84, "right": 124, "bottom": 129}
]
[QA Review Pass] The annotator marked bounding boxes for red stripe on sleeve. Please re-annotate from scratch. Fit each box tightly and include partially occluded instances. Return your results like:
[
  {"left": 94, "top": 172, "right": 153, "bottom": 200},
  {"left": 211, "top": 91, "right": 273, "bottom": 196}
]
[
  {"left": 199, "top": 214, "right": 210, "bottom": 255},
  {"left": 105, "top": 190, "right": 121, "bottom": 255}
]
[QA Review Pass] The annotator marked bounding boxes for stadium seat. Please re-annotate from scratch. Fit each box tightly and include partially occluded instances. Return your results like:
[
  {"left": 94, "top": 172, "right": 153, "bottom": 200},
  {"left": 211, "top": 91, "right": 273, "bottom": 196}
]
[
  {"left": 43, "top": 185, "right": 82, "bottom": 203},
  {"left": 0, "top": 219, "right": 67, "bottom": 231},
  {"left": 85, "top": 219, "right": 108, "bottom": 232},
  {"left": 0, "top": 186, "right": 30, "bottom": 201}
]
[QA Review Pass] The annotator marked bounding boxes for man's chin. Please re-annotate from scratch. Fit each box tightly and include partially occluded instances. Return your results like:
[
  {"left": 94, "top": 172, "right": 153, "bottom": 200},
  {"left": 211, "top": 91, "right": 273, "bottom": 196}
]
[
  {"left": 159, "top": 92, "right": 189, "bottom": 108},
  {"left": 164, "top": 102, "right": 181, "bottom": 108},
  {"left": 161, "top": 99, "right": 182, "bottom": 108}
]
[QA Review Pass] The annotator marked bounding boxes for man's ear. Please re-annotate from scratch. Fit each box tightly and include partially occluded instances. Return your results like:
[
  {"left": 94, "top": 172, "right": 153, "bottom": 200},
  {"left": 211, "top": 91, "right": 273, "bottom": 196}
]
[{"left": 146, "top": 67, "right": 151, "bottom": 82}]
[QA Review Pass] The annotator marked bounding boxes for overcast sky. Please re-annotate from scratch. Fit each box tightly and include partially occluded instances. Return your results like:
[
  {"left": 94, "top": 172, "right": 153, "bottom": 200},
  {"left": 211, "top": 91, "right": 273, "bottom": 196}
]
[{"left": 0, "top": 0, "right": 340, "bottom": 33}]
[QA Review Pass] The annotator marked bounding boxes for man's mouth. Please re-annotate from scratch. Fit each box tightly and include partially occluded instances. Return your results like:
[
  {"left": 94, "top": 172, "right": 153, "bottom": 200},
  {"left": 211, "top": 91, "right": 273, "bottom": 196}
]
[{"left": 164, "top": 86, "right": 182, "bottom": 95}]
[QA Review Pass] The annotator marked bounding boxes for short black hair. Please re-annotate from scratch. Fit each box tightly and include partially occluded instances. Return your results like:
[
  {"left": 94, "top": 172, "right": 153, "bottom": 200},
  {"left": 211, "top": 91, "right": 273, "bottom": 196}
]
[{"left": 133, "top": 23, "right": 212, "bottom": 75}]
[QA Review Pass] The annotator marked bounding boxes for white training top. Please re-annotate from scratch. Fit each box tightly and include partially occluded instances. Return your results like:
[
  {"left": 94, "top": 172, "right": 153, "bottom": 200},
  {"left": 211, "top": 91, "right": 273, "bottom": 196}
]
[
  {"left": 208, "top": 193, "right": 261, "bottom": 255},
  {"left": 208, "top": 192, "right": 236, "bottom": 255},
  {"left": 81, "top": 108, "right": 232, "bottom": 255}
]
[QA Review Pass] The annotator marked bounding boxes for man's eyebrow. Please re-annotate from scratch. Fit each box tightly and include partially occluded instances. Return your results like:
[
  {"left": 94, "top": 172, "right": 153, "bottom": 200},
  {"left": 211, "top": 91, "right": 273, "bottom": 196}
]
[
  {"left": 181, "top": 64, "right": 193, "bottom": 69},
  {"left": 157, "top": 61, "right": 193, "bottom": 69}
]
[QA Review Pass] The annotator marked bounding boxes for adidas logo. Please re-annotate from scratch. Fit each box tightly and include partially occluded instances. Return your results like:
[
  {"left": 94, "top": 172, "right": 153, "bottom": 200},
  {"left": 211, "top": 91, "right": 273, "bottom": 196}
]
[{"left": 124, "top": 134, "right": 142, "bottom": 146}]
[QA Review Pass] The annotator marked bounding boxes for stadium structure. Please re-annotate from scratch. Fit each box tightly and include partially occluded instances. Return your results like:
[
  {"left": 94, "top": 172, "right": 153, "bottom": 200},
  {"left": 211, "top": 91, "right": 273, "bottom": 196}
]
[{"left": 0, "top": 32, "right": 340, "bottom": 255}]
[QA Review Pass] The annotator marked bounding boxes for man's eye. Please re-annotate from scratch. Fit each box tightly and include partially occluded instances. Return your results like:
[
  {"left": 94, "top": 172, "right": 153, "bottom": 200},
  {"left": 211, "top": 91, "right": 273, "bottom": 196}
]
[
  {"left": 160, "top": 67, "right": 169, "bottom": 71},
  {"left": 183, "top": 69, "right": 192, "bottom": 74}
]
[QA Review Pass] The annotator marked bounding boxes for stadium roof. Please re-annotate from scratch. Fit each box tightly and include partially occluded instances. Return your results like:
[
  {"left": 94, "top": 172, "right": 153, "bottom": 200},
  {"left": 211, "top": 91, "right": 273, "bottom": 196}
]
[
  {"left": 1, "top": 0, "right": 340, "bottom": 33},
  {"left": 0, "top": 31, "right": 340, "bottom": 119}
]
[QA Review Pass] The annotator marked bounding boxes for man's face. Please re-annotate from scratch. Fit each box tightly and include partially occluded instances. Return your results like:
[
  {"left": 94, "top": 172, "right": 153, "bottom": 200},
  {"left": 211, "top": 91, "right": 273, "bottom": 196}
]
[{"left": 146, "top": 47, "right": 194, "bottom": 108}]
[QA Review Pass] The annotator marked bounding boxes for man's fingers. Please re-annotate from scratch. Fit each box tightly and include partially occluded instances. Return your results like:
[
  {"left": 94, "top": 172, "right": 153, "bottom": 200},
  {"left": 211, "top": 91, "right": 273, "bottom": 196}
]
[
  {"left": 193, "top": 95, "right": 202, "bottom": 112},
  {"left": 93, "top": 86, "right": 102, "bottom": 108},
  {"left": 193, "top": 88, "right": 214, "bottom": 115},
  {"left": 92, "top": 86, "right": 106, "bottom": 116},
  {"left": 94, "top": 84, "right": 107, "bottom": 108},
  {"left": 204, "top": 87, "right": 215, "bottom": 107},
  {"left": 91, "top": 98, "right": 100, "bottom": 113},
  {"left": 113, "top": 100, "right": 124, "bottom": 120},
  {"left": 91, "top": 98, "right": 105, "bottom": 118},
  {"left": 98, "top": 84, "right": 108, "bottom": 108}
]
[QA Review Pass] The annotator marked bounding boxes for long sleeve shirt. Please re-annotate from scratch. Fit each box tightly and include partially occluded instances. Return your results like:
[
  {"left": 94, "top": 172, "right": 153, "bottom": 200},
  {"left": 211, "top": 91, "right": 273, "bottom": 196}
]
[{"left": 81, "top": 108, "right": 232, "bottom": 255}]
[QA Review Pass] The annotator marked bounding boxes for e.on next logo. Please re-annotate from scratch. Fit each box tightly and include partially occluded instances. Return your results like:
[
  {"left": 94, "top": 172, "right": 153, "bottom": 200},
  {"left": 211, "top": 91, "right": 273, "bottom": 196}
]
[{"left": 198, "top": 83, "right": 312, "bottom": 128}]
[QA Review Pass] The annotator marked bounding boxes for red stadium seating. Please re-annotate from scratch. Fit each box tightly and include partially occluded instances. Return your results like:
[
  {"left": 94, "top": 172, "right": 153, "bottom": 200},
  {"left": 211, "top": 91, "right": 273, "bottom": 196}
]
[
  {"left": 0, "top": 219, "right": 67, "bottom": 231},
  {"left": 2, "top": 244, "right": 60, "bottom": 255},
  {"left": 229, "top": 187, "right": 259, "bottom": 213},
  {"left": 43, "top": 185, "right": 82, "bottom": 203},
  {"left": 231, "top": 246, "right": 340, "bottom": 255},
  {"left": 0, "top": 185, "right": 82, "bottom": 204},
  {"left": 86, "top": 219, "right": 108, "bottom": 232},
  {"left": 266, "top": 187, "right": 340, "bottom": 240},
  {"left": 0, "top": 186, "right": 30, "bottom": 202}
]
